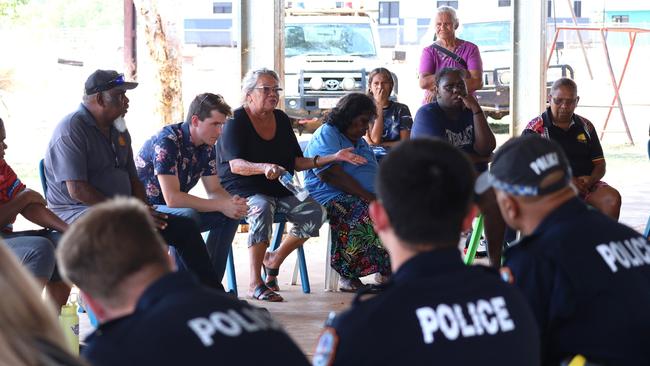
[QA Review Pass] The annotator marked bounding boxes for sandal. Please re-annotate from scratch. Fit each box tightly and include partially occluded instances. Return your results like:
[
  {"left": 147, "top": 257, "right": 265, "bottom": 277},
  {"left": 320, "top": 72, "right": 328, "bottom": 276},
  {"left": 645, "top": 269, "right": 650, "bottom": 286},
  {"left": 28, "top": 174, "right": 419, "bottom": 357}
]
[
  {"left": 374, "top": 273, "right": 390, "bottom": 285},
  {"left": 338, "top": 277, "right": 364, "bottom": 293},
  {"left": 250, "top": 284, "right": 283, "bottom": 302},
  {"left": 263, "top": 266, "right": 280, "bottom": 291}
]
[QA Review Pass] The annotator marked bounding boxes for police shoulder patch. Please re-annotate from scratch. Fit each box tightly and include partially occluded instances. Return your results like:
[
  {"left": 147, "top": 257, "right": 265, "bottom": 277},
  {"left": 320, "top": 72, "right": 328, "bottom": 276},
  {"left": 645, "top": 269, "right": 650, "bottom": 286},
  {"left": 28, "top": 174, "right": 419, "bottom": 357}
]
[
  {"left": 500, "top": 266, "right": 515, "bottom": 284},
  {"left": 313, "top": 327, "right": 339, "bottom": 366}
]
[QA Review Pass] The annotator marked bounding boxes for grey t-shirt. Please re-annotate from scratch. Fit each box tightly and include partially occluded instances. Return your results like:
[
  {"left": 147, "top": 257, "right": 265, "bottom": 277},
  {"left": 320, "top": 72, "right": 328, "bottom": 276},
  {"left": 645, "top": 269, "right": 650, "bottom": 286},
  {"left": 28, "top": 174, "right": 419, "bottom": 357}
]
[{"left": 44, "top": 104, "right": 137, "bottom": 223}]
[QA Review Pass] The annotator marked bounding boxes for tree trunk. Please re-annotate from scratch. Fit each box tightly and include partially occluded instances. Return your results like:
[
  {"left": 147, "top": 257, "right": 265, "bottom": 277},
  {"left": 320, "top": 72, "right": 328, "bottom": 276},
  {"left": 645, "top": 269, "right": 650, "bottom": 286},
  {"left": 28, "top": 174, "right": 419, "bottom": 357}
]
[{"left": 136, "top": 0, "right": 183, "bottom": 125}]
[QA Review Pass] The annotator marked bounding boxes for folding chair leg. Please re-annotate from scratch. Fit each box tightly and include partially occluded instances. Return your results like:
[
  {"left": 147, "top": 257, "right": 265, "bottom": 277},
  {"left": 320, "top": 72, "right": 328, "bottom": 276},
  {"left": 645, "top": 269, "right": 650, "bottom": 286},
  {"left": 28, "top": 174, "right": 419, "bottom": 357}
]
[
  {"left": 291, "top": 257, "right": 300, "bottom": 285},
  {"left": 324, "top": 223, "right": 339, "bottom": 292},
  {"left": 464, "top": 214, "right": 484, "bottom": 266},
  {"left": 270, "top": 221, "right": 285, "bottom": 251},
  {"left": 225, "top": 247, "right": 237, "bottom": 296},
  {"left": 297, "top": 246, "right": 310, "bottom": 293}
]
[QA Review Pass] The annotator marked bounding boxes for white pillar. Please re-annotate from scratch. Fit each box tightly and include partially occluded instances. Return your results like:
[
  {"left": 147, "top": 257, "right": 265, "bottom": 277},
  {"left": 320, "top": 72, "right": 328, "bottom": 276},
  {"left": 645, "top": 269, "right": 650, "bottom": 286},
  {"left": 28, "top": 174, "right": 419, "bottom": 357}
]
[
  {"left": 239, "top": 0, "right": 285, "bottom": 82},
  {"left": 511, "top": 0, "right": 547, "bottom": 136}
]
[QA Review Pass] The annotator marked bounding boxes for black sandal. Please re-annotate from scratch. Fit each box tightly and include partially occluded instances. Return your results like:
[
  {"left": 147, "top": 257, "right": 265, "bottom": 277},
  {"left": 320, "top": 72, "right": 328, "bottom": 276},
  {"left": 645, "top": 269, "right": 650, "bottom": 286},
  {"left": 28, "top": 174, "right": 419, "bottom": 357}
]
[
  {"left": 263, "top": 266, "right": 280, "bottom": 291},
  {"left": 250, "top": 284, "right": 283, "bottom": 302}
]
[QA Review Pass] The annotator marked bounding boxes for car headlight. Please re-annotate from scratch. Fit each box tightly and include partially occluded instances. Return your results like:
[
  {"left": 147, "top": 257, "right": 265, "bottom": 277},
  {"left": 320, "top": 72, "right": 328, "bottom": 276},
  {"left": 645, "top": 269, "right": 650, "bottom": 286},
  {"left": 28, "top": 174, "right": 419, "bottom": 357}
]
[
  {"left": 497, "top": 70, "right": 511, "bottom": 85},
  {"left": 309, "top": 76, "right": 324, "bottom": 91},
  {"left": 341, "top": 77, "right": 356, "bottom": 91}
]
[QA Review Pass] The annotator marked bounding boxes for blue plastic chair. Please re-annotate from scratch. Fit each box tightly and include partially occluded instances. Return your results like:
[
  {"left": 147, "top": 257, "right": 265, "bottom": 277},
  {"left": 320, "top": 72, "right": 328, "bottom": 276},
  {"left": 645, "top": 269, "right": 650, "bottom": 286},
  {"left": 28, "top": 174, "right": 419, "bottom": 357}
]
[
  {"left": 39, "top": 159, "right": 99, "bottom": 326},
  {"left": 224, "top": 213, "right": 310, "bottom": 296},
  {"left": 38, "top": 159, "right": 48, "bottom": 199}
]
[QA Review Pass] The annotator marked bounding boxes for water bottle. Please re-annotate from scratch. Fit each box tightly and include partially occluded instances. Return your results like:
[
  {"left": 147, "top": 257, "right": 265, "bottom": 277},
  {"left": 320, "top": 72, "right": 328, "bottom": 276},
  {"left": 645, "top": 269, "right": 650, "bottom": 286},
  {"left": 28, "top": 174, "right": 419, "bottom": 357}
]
[
  {"left": 279, "top": 172, "right": 309, "bottom": 201},
  {"left": 59, "top": 302, "right": 79, "bottom": 355}
]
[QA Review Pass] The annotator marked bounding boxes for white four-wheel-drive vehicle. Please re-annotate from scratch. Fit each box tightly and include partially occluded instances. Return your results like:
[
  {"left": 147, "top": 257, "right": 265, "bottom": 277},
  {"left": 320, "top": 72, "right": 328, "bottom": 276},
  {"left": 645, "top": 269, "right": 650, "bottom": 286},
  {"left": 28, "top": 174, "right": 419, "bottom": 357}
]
[{"left": 283, "top": 9, "right": 383, "bottom": 125}]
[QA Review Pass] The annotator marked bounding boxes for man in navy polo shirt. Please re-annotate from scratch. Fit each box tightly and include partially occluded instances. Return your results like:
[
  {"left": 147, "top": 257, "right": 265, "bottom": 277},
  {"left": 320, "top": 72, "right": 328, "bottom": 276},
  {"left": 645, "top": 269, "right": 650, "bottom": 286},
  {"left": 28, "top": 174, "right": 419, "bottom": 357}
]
[
  {"left": 44, "top": 69, "right": 222, "bottom": 289},
  {"left": 58, "top": 197, "right": 309, "bottom": 366},
  {"left": 312, "top": 139, "right": 539, "bottom": 366},
  {"left": 523, "top": 78, "right": 621, "bottom": 220},
  {"left": 136, "top": 93, "right": 248, "bottom": 284},
  {"left": 477, "top": 135, "right": 650, "bottom": 365}
]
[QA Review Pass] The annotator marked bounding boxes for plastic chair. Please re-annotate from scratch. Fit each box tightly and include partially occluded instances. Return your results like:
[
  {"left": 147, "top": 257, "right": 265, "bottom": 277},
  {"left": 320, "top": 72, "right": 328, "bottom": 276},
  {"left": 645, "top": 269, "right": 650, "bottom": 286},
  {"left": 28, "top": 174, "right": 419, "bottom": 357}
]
[
  {"left": 224, "top": 213, "right": 310, "bottom": 296},
  {"left": 38, "top": 159, "right": 48, "bottom": 198},
  {"left": 39, "top": 159, "right": 99, "bottom": 326},
  {"left": 463, "top": 214, "right": 485, "bottom": 265}
]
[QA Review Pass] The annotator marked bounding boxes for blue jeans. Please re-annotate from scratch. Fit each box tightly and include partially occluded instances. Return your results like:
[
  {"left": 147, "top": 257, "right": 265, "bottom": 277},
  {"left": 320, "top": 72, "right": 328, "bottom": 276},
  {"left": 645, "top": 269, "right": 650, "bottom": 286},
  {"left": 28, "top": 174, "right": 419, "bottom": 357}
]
[{"left": 155, "top": 206, "right": 239, "bottom": 283}]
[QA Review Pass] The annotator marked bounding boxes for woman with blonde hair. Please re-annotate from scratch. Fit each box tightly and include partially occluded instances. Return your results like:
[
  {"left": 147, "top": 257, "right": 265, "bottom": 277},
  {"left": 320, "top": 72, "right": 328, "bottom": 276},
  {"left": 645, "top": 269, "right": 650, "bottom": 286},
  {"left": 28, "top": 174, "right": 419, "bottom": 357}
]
[{"left": 0, "top": 239, "right": 85, "bottom": 365}]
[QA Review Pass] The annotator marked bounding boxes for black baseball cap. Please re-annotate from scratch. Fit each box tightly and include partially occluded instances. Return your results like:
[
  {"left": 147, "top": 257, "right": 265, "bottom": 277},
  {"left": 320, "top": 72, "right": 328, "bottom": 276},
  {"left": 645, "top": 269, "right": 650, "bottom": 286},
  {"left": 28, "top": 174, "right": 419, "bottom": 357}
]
[
  {"left": 475, "top": 134, "right": 572, "bottom": 196},
  {"left": 84, "top": 69, "right": 138, "bottom": 95}
]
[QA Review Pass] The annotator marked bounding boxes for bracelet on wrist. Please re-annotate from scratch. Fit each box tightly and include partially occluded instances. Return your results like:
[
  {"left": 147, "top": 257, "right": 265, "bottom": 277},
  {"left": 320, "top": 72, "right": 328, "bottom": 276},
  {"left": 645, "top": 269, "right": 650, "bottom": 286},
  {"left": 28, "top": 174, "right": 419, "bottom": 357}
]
[
  {"left": 313, "top": 155, "right": 320, "bottom": 168},
  {"left": 473, "top": 110, "right": 483, "bottom": 116}
]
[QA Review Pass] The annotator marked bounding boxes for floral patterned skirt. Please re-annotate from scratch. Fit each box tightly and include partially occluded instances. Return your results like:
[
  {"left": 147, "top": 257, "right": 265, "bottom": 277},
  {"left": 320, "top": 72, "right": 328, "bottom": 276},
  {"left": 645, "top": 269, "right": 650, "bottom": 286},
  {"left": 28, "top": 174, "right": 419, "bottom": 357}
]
[{"left": 324, "top": 193, "right": 391, "bottom": 279}]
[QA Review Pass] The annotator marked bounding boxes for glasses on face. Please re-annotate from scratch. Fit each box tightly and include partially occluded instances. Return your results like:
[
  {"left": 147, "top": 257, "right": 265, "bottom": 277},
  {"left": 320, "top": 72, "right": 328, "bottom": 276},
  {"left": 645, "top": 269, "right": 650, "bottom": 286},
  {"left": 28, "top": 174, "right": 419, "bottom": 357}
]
[
  {"left": 254, "top": 86, "right": 283, "bottom": 95},
  {"left": 551, "top": 97, "right": 578, "bottom": 106},
  {"left": 441, "top": 82, "right": 466, "bottom": 93}
]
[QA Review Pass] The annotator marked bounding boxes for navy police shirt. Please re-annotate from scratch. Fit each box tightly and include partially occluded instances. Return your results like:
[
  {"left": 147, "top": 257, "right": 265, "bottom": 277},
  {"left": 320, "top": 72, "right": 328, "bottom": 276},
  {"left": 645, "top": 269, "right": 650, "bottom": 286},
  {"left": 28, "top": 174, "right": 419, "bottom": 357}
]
[
  {"left": 83, "top": 272, "right": 309, "bottom": 366},
  {"left": 504, "top": 197, "right": 650, "bottom": 365},
  {"left": 313, "top": 248, "right": 540, "bottom": 366}
]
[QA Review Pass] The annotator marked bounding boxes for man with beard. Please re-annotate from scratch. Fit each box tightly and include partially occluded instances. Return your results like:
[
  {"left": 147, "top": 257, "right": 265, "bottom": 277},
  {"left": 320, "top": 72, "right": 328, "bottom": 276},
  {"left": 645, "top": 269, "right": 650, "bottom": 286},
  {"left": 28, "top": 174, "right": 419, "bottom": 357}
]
[{"left": 44, "top": 70, "right": 223, "bottom": 290}]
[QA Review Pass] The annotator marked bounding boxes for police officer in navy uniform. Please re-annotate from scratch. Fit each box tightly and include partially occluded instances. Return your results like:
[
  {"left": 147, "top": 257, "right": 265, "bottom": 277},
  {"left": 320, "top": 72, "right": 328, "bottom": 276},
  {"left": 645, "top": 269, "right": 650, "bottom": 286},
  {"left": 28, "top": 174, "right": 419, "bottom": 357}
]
[
  {"left": 57, "top": 197, "right": 309, "bottom": 366},
  {"left": 476, "top": 134, "right": 650, "bottom": 365},
  {"left": 313, "top": 139, "right": 540, "bottom": 366}
]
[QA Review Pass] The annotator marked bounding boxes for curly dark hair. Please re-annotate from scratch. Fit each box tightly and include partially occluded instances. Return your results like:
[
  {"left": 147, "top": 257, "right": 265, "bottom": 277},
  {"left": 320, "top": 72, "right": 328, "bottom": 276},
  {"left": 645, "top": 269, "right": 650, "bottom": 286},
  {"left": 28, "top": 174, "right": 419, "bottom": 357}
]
[
  {"left": 324, "top": 93, "right": 377, "bottom": 133},
  {"left": 435, "top": 67, "right": 467, "bottom": 88}
]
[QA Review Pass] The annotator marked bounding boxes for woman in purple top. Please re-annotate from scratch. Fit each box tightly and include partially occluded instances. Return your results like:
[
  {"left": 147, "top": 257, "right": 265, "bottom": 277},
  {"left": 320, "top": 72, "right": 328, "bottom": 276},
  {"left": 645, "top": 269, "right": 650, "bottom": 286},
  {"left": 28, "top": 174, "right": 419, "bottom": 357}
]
[{"left": 419, "top": 6, "right": 483, "bottom": 103}]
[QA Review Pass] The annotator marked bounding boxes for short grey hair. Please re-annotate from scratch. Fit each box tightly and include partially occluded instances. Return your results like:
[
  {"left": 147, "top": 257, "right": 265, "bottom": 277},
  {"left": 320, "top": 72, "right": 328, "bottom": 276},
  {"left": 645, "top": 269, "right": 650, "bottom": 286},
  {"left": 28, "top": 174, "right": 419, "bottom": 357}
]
[
  {"left": 241, "top": 68, "right": 280, "bottom": 105},
  {"left": 550, "top": 77, "right": 578, "bottom": 95},
  {"left": 435, "top": 6, "right": 459, "bottom": 28}
]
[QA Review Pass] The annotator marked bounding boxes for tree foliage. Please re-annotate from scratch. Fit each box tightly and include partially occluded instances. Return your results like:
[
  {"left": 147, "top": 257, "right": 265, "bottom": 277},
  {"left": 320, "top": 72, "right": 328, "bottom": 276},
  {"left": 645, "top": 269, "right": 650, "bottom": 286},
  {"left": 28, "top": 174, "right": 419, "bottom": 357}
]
[{"left": 0, "top": 0, "right": 29, "bottom": 19}]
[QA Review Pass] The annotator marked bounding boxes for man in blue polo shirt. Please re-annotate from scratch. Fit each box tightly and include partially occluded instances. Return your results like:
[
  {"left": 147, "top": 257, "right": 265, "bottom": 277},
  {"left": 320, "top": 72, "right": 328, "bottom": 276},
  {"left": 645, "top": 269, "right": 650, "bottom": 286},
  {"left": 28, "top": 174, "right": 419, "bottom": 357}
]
[
  {"left": 313, "top": 139, "right": 539, "bottom": 366},
  {"left": 136, "top": 93, "right": 248, "bottom": 284},
  {"left": 58, "top": 197, "right": 309, "bottom": 366},
  {"left": 476, "top": 135, "right": 650, "bottom": 364},
  {"left": 44, "top": 69, "right": 222, "bottom": 289}
]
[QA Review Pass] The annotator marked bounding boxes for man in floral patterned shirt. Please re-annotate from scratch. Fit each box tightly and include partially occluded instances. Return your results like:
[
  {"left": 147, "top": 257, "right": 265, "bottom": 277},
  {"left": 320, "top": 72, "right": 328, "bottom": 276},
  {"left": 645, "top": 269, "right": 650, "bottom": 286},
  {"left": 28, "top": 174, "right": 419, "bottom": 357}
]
[{"left": 136, "top": 93, "right": 248, "bottom": 285}]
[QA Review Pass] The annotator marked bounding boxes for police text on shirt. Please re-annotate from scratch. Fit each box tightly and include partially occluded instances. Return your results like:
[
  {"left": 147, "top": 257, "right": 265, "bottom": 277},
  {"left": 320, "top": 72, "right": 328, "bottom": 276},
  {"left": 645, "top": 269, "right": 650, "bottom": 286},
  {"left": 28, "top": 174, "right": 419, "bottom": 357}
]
[
  {"left": 415, "top": 296, "right": 515, "bottom": 344},
  {"left": 596, "top": 236, "right": 650, "bottom": 273},
  {"left": 188, "top": 307, "right": 283, "bottom": 346}
]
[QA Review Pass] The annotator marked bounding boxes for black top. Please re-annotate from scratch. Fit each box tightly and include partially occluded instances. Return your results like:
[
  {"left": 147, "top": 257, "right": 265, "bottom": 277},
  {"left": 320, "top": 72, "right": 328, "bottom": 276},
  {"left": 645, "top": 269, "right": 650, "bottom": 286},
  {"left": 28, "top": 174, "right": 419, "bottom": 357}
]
[
  {"left": 523, "top": 109, "right": 604, "bottom": 177},
  {"left": 217, "top": 107, "right": 303, "bottom": 198},
  {"left": 313, "top": 248, "right": 540, "bottom": 366},
  {"left": 83, "top": 272, "right": 309, "bottom": 366},
  {"left": 504, "top": 198, "right": 650, "bottom": 365}
]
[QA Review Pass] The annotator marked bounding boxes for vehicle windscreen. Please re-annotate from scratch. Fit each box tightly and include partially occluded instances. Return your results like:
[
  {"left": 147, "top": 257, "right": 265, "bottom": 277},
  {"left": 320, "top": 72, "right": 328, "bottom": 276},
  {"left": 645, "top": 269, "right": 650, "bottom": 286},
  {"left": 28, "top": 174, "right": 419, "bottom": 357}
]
[
  {"left": 285, "top": 23, "right": 376, "bottom": 57},
  {"left": 458, "top": 21, "right": 510, "bottom": 51}
]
